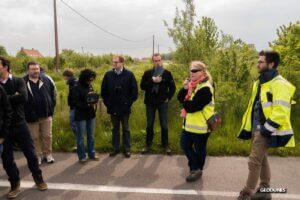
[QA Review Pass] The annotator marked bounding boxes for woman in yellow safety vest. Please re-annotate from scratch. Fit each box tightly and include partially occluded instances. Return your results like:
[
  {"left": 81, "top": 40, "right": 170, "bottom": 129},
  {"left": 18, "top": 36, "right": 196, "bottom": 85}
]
[{"left": 177, "top": 61, "right": 215, "bottom": 182}]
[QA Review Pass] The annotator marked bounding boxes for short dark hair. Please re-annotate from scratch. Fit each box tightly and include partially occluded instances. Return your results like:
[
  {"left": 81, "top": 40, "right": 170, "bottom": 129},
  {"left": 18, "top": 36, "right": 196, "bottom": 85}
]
[
  {"left": 27, "top": 61, "right": 40, "bottom": 69},
  {"left": 79, "top": 69, "right": 96, "bottom": 85},
  {"left": 259, "top": 50, "right": 280, "bottom": 68},
  {"left": 63, "top": 69, "right": 74, "bottom": 77},
  {"left": 115, "top": 56, "right": 125, "bottom": 63},
  {"left": 152, "top": 53, "right": 161, "bottom": 61},
  {"left": 0, "top": 57, "right": 10, "bottom": 72}
]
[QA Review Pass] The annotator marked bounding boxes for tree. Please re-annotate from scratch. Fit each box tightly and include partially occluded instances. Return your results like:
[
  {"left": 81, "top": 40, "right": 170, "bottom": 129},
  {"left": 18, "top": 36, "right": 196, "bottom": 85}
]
[
  {"left": 270, "top": 21, "right": 300, "bottom": 73},
  {"left": 0, "top": 45, "right": 8, "bottom": 56},
  {"left": 164, "top": 0, "right": 219, "bottom": 65}
]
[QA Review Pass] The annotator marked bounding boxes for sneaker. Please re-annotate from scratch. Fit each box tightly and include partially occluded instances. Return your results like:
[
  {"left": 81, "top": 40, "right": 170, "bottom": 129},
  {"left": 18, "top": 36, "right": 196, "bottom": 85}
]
[
  {"left": 45, "top": 154, "right": 55, "bottom": 164},
  {"left": 252, "top": 187, "right": 272, "bottom": 200},
  {"left": 236, "top": 191, "right": 251, "bottom": 200},
  {"left": 141, "top": 146, "right": 151, "bottom": 154},
  {"left": 124, "top": 151, "right": 131, "bottom": 158},
  {"left": 164, "top": 146, "right": 172, "bottom": 155},
  {"left": 7, "top": 181, "right": 21, "bottom": 199},
  {"left": 109, "top": 150, "right": 119, "bottom": 157},
  {"left": 186, "top": 169, "right": 202, "bottom": 182},
  {"left": 33, "top": 174, "right": 48, "bottom": 191},
  {"left": 37, "top": 156, "right": 42, "bottom": 166},
  {"left": 79, "top": 158, "right": 88, "bottom": 164},
  {"left": 89, "top": 155, "right": 99, "bottom": 161}
]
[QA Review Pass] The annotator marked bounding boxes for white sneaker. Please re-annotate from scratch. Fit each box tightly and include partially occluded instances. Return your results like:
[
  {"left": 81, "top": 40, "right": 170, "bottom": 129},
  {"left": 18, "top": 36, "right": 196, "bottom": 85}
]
[
  {"left": 37, "top": 156, "right": 42, "bottom": 165},
  {"left": 45, "top": 154, "right": 55, "bottom": 164}
]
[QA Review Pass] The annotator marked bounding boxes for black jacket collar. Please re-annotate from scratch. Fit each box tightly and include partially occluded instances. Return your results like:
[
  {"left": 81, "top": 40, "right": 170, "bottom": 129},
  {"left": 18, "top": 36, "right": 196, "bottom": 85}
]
[{"left": 259, "top": 69, "right": 278, "bottom": 84}]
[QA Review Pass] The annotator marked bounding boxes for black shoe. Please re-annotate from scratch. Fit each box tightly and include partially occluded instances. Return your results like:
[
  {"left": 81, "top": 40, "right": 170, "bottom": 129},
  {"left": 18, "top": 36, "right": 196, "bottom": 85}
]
[
  {"left": 89, "top": 155, "right": 100, "bottom": 161},
  {"left": 109, "top": 150, "right": 119, "bottom": 157},
  {"left": 124, "top": 151, "right": 131, "bottom": 158},
  {"left": 7, "top": 181, "right": 21, "bottom": 199},
  {"left": 164, "top": 147, "right": 172, "bottom": 155},
  {"left": 236, "top": 191, "right": 251, "bottom": 200},
  {"left": 252, "top": 187, "right": 272, "bottom": 200},
  {"left": 141, "top": 146, "right": 150, "bottom": 154},
  {"left": 186, "top": 169, "right": 202, "bottom": 182}
]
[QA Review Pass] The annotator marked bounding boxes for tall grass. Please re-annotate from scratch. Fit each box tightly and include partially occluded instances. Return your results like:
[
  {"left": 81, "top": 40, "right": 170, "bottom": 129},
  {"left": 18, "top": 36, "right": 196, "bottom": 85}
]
[{"left": 49, "top": 62, "right": 300, "bottom": 156}]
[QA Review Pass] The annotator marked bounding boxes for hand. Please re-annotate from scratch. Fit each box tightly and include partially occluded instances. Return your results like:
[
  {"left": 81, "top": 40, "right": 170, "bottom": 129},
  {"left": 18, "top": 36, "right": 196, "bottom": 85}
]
[
  {"left": 152, "top": 76, "right": 160, "bottom": 83},
  {"left": 183, "top": 79, "right": 189, "bottom": 89},
  {"left": 156, "top": 76, "right": 162, "bottom": 83},
  {"left": 152, "top": 76, "right": 162, "bottom": 83},
  {"left": 0, "top": 138, "right": 5, "bottom": 144}
]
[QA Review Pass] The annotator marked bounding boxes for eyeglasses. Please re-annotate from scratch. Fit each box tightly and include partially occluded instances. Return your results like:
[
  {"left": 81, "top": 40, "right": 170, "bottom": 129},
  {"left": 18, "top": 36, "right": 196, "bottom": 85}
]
[
  {"left": 258, "top": 61, "right": 266, "bottom": 64},
  {"left": 153, "top": 60, "right": 161, "bottom": 62},
  {"left": 190, "top": 69, "right": 202, "bottom": 73},
  {"left": 113, "top": 61, "right": 119, "bottom": 64}
]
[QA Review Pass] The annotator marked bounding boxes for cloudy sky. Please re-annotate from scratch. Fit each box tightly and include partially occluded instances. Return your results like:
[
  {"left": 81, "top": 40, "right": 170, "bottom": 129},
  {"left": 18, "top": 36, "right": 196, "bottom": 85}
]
[{"left": 0, "top": 0, "right": 299, "bottom": 58}]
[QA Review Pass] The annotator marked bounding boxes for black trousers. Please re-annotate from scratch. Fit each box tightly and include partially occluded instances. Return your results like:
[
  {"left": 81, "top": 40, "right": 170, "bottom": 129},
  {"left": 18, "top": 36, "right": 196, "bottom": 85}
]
[
  {"left": 146, "top": 103, "right": 168, "bottom": 147},
  {"left": 111, "top": 114, "right": 130, "bottom": 152},
  {"left": 1, "top": 122, "right": 42, "bottom": 185},
  {"left": 180, "top": 131, "right": 210, "bottom": 171}
]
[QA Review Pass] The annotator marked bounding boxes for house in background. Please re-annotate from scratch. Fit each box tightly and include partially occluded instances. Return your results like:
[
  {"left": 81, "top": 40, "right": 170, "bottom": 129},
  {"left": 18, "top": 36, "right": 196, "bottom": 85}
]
[{"left": 19, "top": 47, "right": 43, "bottom": 58}]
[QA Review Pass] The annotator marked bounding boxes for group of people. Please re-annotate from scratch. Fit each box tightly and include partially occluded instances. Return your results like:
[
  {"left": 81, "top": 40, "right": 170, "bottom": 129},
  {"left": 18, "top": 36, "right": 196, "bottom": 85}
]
[{"left": 0, "top": 50, "right": 296, "bottom": 200}]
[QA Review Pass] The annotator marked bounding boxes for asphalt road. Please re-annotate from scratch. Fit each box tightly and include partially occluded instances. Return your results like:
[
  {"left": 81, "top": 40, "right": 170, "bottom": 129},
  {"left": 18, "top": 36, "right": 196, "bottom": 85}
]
[{"left": 0, "top": 152, "right": 299, "bottom": 200}]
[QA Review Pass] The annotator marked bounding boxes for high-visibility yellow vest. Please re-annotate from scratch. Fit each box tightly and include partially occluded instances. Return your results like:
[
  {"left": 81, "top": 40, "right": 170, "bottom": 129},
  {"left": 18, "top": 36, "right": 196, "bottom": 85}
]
[
  {"left": 183, "top": 81, "right": 215, "bottom": 134},
  {"left": 238, "top": 75, "right": 296, "bottom": 147}
]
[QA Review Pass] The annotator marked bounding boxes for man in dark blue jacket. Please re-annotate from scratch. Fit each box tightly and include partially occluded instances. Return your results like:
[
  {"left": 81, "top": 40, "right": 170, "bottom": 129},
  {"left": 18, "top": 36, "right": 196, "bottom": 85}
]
[
  {"left": 101, "top": 56, "right": 138, "bottom": 158},
  {"left": 0, "top": 84, "right": 12, "bottom": 156},
  {"left": 23, "top": 62, "right": 56, "bottom": 165}
]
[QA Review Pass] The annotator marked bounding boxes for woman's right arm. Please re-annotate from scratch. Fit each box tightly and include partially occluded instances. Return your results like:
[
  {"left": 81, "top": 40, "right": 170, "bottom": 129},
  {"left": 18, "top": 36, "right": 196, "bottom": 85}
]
[{"left": 177, "top": 88, "right": 188, "bottom": 103}]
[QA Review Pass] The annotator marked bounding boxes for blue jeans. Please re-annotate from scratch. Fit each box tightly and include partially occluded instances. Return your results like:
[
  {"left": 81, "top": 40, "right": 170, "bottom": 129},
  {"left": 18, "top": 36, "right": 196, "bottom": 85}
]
[
  {"left": 180, "top": 131, "right": 210, "bottom": 171},
  {"left": 146, "top": 103, "right": 168, "bottom": 147},
  {"left": 76, "top": 118, "right": 96, "bottom": 160},
  {"left": 69, "top": 109, "right": 77, "bottom": 136}
]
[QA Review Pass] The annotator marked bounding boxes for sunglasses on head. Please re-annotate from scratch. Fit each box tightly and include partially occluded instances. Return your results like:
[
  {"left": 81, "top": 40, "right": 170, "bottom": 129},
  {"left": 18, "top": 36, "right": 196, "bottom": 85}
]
[{"left": 190, "top": 69, "right": 202, "bottom": 73}]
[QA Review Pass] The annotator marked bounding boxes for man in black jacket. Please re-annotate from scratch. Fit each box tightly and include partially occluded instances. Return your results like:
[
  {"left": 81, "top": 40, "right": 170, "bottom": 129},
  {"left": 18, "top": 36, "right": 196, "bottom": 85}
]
[
  {"left": 23, "top": 62, "right": 56, "bottom": 165},
  {"left": 0, "top": 85, "right": 12, "bottom": 156},
  {"left": 140, "top": 53, "right": 176, "bottom": 154},
  {"left": 101, "top": 56, "right": 138, "bottom": 158},
  {"left": 0, "top": 57, "right": 47, "bottom": 199}
]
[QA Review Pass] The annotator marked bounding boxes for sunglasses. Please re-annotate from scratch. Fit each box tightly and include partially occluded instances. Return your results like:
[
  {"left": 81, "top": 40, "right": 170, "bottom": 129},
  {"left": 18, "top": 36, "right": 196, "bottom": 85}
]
[{"left": 190, "top": 69, "right": 202, "bottom": 73}]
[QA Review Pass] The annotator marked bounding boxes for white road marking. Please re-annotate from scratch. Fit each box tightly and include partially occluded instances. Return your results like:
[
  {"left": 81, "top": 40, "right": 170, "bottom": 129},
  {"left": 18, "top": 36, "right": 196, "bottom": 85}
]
[{"left": 0, "top": 180, "right": 299, "bottom": 199}]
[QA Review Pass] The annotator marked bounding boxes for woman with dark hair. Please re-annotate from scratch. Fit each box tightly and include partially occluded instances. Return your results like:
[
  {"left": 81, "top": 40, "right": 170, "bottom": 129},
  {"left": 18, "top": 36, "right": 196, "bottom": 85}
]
[{"left": 72, "top": 69, "right": 99, "bottom": 163}]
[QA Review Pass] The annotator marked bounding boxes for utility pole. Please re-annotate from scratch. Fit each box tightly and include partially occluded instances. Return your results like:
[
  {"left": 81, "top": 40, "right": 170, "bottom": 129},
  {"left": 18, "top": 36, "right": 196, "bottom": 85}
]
[
  {"left": 152, "top": 35, "right": 155, "bottom": 56},
  {"left": 53, "top": 0, "right": 60, "bottom": 72},
  {"left": 157, "top": 44, "right": 159, "bottom": 53}
]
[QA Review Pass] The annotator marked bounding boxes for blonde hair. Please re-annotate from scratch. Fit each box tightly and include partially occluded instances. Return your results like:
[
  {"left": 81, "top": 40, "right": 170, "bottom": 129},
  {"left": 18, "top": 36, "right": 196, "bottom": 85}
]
[{"left": 190, "top": 61, "right": 213, "bottom": 85}]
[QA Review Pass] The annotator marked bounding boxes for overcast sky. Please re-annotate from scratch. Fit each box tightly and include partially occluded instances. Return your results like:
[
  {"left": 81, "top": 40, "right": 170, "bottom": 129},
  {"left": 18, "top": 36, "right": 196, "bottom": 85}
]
[{"left": 0, "top": 0, "right": 299, "bottom": 58}]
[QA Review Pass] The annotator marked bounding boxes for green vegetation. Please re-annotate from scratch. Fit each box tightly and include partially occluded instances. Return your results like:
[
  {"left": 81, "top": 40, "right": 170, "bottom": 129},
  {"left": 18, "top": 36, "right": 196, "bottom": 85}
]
[{"left": 1, "top": 0, "right": 299, "bottom": 156}]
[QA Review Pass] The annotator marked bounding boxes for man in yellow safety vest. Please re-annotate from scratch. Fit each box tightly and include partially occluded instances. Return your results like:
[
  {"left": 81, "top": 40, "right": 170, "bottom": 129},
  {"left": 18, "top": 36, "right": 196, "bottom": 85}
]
[{"left": 237, "top": 51, "right": 296, "bottom": 200}]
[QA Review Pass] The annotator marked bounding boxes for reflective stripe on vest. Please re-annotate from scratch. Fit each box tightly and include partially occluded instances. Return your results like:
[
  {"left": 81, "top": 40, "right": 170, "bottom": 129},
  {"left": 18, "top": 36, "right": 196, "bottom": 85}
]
[
  {"left": 262, "top": 100, "right": 291, "bottom": 108},
  {"left": 264, "top": 122, "right": 277, "bottom": 132},
  {"left": 271, "top": 130, "right": 294, "bottom": 136},
  {"left": 185, "top": 124, "right": 208, "bottom": 131}
]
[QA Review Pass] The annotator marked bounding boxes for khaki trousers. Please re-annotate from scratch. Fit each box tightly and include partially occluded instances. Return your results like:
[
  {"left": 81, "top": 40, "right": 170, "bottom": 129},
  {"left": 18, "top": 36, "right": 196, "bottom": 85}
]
[
  {"left": 28, "top": 116, "right": 53, "bottom": 156},
  {"left": 244, "top": 131, "right": 271, "bottom": 194}
]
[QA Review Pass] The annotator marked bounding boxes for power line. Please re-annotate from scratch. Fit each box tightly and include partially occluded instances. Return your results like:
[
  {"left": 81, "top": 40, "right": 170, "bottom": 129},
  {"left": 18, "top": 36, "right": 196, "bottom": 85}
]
[{"left": 60, "top": 0, "right": 152, "bottom": 43}]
